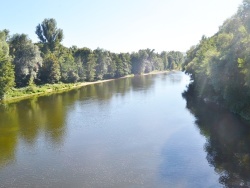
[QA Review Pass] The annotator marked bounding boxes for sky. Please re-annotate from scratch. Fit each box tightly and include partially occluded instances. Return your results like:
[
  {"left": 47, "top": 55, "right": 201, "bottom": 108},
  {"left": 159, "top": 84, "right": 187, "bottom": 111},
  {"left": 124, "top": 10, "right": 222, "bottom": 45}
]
[{"left": 0, "top": 0, "right": 243, "bottom": 53}]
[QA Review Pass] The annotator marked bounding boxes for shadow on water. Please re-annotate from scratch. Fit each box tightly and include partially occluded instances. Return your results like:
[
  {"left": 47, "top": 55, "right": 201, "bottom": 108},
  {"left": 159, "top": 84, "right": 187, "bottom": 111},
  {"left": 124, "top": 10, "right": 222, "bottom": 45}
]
[{"left": 183, "top": 84, "right": 250, "bottom": 187}]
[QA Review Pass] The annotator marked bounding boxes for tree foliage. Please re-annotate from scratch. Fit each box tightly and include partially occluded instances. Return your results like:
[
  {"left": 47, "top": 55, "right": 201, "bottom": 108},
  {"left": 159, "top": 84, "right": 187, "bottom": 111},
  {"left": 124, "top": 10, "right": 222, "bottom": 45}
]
[
  {"left": 36, "top": 18, "right": 63, "bottom": 53},
  {"left": 40, "top": 53, "right": 60, "bottom": 84},
  {"left": 0, "top": 31, "right": 15, "bottom": 99},
  {"left": 184, "top": 0, "right": 250, "bottom": 120},
  {"left": 114, "top": 53, "right": 131, "bottom": 77},
  {"left": 9, "top": 34, "right": 42, "bottom": 87},
  {"left": 131, "top": 49, "right": 183, "bottom": 74},
  {"left": 94, "top": 48, "right": 111, "bottom": 80}
]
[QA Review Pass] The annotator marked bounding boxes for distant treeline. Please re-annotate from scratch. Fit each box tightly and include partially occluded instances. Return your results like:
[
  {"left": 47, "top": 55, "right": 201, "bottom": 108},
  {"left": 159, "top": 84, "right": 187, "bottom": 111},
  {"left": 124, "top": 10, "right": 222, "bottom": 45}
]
[
  {"left": 0, "top": 18, "right": 184, "bottom": 99},
  {"left": 183, "top": 0, "right": 250, "bottom": 120}
]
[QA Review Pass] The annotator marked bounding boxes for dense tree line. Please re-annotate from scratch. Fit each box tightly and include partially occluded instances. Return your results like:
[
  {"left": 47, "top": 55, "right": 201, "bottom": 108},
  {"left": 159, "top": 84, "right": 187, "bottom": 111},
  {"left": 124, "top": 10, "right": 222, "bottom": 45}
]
[
  {"left": 0, "top": 18, "right": 184, "bottom": 99},
  {"left": 183, "top": 0, "right": 250, "bottom": 120}
]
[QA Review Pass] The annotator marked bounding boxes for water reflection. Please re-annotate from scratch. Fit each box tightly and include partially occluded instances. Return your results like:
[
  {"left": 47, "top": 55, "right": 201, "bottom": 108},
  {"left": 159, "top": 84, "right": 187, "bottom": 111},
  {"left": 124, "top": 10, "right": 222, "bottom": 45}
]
[
  {"left": 183, "top": 84, "right": 250, "bottom": 187},
  {"left": 0, "top": 105, "right": 18, "bottom": 167},
  {"left": 0, "top": 96, "right": 67, "bottom": 168},
  {"left": 0, "top": 74, "right": 156, "bottom": 169},
  {"left": 131, "top": 74, "right": 155, "bottom": 92},
  {"left": 1, "top": 72, "right": 210, "bottom": 187}
]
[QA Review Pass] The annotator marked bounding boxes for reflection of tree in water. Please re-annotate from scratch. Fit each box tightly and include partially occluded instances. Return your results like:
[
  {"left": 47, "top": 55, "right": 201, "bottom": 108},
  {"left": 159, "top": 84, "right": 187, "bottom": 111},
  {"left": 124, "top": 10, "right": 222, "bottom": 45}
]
[
  {"left": 0, "top": 75, "right": 156, "bottom": 169},
  {"left": 0, "top": 93, "right": 70, "bottom": 167},
  {"left": 131, "top": 74, "right": 155, "bottom": 92},
  {"left": 75, "top": 75, "right": 154, "bottom": 102},
  {"left": 168, "top": 72, "right": 182, "bottom": 83},
  {"left": 183, "top": 84, "right": 250, "bottom": 187},
  {"left": 0, "top": 105, "right": 18, "bottom": 167}
]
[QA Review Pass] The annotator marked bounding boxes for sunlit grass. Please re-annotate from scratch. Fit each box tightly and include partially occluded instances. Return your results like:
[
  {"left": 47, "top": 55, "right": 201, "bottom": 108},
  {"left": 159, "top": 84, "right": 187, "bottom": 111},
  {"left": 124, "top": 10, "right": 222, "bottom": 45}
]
[{"left": 4, "top": 82, "right": 80, "bottom": 101}]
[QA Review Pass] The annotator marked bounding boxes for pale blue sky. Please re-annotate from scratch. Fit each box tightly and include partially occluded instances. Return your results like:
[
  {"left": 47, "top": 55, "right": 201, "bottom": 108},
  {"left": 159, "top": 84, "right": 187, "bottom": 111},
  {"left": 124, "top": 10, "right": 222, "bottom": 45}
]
[{"left": 0, "top": 0, "right": 243, "bottom": 53}]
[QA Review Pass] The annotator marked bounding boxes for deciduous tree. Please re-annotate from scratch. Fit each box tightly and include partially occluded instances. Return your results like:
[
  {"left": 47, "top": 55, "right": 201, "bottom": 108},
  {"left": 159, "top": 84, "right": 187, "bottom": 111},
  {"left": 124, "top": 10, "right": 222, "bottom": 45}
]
[
  {"left": 9, "top": 34, "right": 42, "bottom": 87},
  {"left": 0, "top": 31, "right": 14, "bottom": 99},
  {"left": 36, "top": 18, "right": 63, "bottom": 53}
]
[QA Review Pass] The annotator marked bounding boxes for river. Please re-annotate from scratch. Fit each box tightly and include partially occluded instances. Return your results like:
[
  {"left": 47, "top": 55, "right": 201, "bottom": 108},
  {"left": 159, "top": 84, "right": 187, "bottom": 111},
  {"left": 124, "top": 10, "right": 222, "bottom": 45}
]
[{"left": 0, "top": 71, "right": 250, "bottom": 187}]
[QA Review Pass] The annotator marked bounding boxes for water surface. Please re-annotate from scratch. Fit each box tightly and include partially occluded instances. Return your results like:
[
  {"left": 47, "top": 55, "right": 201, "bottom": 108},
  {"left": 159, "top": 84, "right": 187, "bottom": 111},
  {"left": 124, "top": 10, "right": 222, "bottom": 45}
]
[{"left": 0, "top": 72, "right": 249, "bottom": 187}]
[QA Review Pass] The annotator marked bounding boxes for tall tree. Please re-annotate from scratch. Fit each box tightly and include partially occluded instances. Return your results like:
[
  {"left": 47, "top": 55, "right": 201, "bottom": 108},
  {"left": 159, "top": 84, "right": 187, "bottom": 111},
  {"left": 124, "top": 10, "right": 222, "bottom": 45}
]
[
  {"left": 85, "top": 53, "right": 96, "bottom": 81},
  {"left": 35, "top": 18, "right": 63, "bottom": 53},
  {"left": 94, "top": 48, "right": 112, "bottom": 80},
  {"left": 0, "top": 31, "right": 9, "bottom": 56},
  {"left": 105, "top": 51, "right": 116, "bottom": 78},
  {"left": 73, "top": 47, "right": 93, "bottom": 81},
  {"left": 9, "top": 34, "right": 42, "bottom": 87},
  {"left": 131, "top": 50, "right": 148, "bottom": 74},
  {"left": 160, "top": 51, "right": 169, "bottom": 70},
  {"left": 0, "top": 31, "right": 15, "bottom": 99},
  {"left": 0, "top": 53, "right": 15, "bottom": 99}
]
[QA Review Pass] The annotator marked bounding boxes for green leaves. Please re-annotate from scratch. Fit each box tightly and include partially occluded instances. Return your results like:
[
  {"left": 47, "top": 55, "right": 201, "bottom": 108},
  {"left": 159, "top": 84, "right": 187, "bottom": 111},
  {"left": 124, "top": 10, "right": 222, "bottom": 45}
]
[
  {"left": 0, "top": 53, "right": 15, "bottom": 100},
  {"left": 60, "top": 53, "right": 79, "bottom": 83},
  {"left": 36, "top": 18, "right": 64, "bottom": 52},
  {"left": 0, "top": 31, "right": 15, "bottom": 99},
  {"left": 40, "top": 53, "right": 60, "bottom": 84},
  {"left": 9, "top": 34, "right": 42, "bottom": 87},
  {"left": 131, "top": 49, "right": 184, "bottom": 75},
  {"left": 184, "top": 0, "right": 250, "bottom": 120},
  {"left": 0, "top": 31, "right": 9, "bottom": 57}
]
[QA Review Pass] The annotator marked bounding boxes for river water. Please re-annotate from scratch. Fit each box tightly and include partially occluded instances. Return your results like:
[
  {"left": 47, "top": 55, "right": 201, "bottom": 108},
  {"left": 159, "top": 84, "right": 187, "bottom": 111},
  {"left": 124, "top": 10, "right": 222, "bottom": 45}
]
[{"left": 0, "top": 71, "right": 250, "bottom": 187}]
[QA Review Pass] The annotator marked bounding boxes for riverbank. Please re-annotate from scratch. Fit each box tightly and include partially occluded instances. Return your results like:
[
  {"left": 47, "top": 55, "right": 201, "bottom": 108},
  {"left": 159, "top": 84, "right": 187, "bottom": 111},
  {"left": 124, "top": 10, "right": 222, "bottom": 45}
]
[
  {"left": 1, "top": 75, "right": 133, "bottom": 103},
  {"left": 1, "top": 70, "right": 171, "bottom": 103}
]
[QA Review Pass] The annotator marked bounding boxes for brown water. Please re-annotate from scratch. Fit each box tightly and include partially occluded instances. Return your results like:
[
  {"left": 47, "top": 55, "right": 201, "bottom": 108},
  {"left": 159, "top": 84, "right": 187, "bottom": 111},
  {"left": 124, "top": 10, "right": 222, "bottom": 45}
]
[{"left": 0, "top": 71, "right": 249, "bottom": 187}]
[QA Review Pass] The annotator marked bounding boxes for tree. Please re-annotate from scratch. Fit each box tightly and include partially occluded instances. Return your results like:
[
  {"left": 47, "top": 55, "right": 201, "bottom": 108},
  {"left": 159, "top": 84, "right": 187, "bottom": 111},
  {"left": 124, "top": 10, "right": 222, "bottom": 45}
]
[
  {"left": 9, "top": 34, "right": 42, "bottom": 87},
  {"left": 114, "top": 53, "right": 131, "bottom": 77},
  {"left": 183, "top": 0, "right": 250, "bottom": 120},
  {"left": 60, "top": 53, "right": 79, "bottom": 83},
  {"left": 85, "top": 53, "right": 96, "bottom": 81},
  {"left": 105, "top": 52, "right": 116, "bottom": 78},
  {"left": 0, "top": 31, "right": 15, "bottom": 99},
  {"left": 35, "top": 18, "right": 63, "bottom": 53},
  {"left": 73, "top": 47, "right": 92, "bottom": 81},
  {"left": 40, "top": 53, "right": 60, "bottom": 84},
  {"left": 238, "top": 0, "right": 250, "bottom": 31},
  {"left": 131, "top": 49, "right": 166, "bottom": 74},
  {"left": 131, "top": 50, "right": 148, "bottom": 74},
  {"left": 0, "top": 31, "right": 9, "bottom": 56},
  {"left": 0, "top": 53, "right": 15, "bottom": 99},
  {"left": 94, "top": 48, "right": 112, "bottom": 80},
  {"left": 153, "top": 56, "right": 164, "bottom": 71},
  {"left": 167, "top": 51, "right": 184, "bottom": 70},
  {"left": 160, "top": 51, "right": 169, "bottom": 70}
]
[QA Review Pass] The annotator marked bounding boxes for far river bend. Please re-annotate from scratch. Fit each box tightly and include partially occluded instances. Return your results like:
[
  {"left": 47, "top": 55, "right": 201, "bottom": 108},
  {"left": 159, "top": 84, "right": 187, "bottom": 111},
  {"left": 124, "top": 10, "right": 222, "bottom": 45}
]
[{"left": 1, "top": 71, "right": 250, "bottom": 187}]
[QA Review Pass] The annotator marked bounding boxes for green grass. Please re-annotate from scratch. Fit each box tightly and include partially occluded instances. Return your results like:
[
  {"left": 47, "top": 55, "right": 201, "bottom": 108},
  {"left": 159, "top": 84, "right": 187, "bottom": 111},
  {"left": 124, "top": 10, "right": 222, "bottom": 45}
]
[{"left": 4, "top": 82, "right": 81, "bottom": 102}]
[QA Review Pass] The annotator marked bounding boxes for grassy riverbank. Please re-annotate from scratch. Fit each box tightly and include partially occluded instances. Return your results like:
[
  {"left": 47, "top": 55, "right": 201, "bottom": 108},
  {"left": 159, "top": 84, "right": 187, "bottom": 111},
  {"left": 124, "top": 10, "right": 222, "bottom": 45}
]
[
  {"left": 1, "top": 70, "right": 171, "bottom": 103},
  {"left": 1, "top": 75, "right": 134, "bottom": 103}
]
